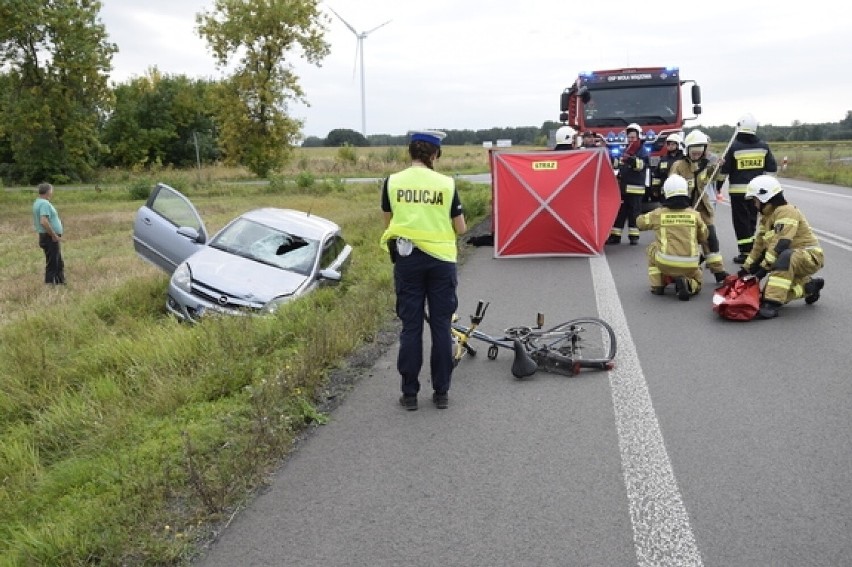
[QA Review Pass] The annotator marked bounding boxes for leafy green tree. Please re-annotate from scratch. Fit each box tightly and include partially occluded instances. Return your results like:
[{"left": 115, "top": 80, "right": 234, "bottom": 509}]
[
  {"left": 196, "top": 0, "right": 329, "bottom": 177},
  {"left": 301, "top": 136, "right": 324, "bottom": 147},
  {"left": 325, "top": 128, "right": 368, "bottom": 147},
  {"left": 0, "top": 0, "right": 115, "bottom": 183},
  {"left": 102, "top": 69, "right": 219, "bottom": 169}
]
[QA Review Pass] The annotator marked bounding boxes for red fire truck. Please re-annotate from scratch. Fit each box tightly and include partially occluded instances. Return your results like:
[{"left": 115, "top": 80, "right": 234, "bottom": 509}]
[{"left": 559, "top": 66, "right": 702, "bottom": 165}]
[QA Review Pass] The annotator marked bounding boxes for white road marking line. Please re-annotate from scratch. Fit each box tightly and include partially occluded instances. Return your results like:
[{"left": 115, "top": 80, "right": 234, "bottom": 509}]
[{"left": 590, "top": 254, "right": 704, "bottom": 567}]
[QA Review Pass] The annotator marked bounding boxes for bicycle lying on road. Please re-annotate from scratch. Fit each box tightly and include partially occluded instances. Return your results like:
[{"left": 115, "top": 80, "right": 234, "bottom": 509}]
[{"left": 450, "top": 300, "right": 617, "bottom": 379}]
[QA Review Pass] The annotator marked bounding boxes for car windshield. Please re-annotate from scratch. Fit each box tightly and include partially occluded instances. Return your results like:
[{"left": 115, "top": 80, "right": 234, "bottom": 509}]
[
  {"left": 209, "top": 218, "right": 319, "bottom": 276},
  {"left": 583, "top": 85, "right": 679, "bottom": 127}
]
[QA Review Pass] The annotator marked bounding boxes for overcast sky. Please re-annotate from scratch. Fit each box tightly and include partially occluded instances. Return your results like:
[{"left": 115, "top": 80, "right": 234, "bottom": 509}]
[{"left": 100, "top": 1, "right": 850, "bottom": 139}]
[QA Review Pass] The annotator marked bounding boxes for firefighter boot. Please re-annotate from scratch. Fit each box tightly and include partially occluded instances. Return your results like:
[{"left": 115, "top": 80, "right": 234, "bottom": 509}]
[
  {"left": 804, "top": 278, "right": 825, "bottom": 305},
  {"left": 651, "top": 286, "right": 665, "bottom": 295},
  {"left": 714, "top": 271, "right": 730, "bottom": 288},
  {"left": 757, "top": 300, "right": 783, "bottom": 319},
  {"left": 606, "top": 235, "right": 621, "bottom": 245},
  {"left": 674, "top": 277, "right": 691, "bottom": 301},
  {"left": 732, "top": 253, "right": 748, "bottom": 264}
]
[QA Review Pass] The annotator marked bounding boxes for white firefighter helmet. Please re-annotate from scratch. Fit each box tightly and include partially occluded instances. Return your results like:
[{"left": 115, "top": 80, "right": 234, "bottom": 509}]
[
  {"left": 665, "top": 133, "right": 684, "bottom": 145},
  {"left": 555, "top": 125, "right": 577, "bottom": 146},
  {"left": 745, "top": 174, "right": 782, "bottom": 203},
  {"left": 737, "top": 113, "right": 758, "bottom": 135},
  {"left": 662, "top": 174, "right": 689, "bottom": 199},
  {"left": 684, "top": 129, "right": 709, "bottom": 148},
  {"left": 626, "top": 123, "right": 642, "bottom": 136}
]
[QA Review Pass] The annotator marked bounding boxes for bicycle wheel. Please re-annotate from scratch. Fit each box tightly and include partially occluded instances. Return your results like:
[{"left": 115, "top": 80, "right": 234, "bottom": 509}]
[{"left": 534, "top": 317, "right": 617, "bottom": 373}]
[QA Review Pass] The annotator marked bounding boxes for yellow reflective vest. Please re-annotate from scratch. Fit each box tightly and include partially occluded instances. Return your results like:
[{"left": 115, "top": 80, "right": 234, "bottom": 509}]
[{"left": 379, "top": 166, "right": 458, "bottom": 262}]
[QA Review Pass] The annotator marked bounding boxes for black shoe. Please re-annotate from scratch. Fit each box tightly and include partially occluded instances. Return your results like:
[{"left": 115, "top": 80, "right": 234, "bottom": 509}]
[
  {"left": 675, "top": 277, "right": 690, "bottom": 301},
  {"left": 732, "top": 254, "right": 748, "bottom": 264},
  {"left": 804, "top": 278, "right": 824, "bottom": 305},
  {"left": 650, "top": 286, "right": 665, "bottom": 296},
  {"left": 757, "top": 301, "right": 782, "bottom": 319},
  {"left": 606, "top": 235, "right": 621, "bottom": 245},
  {"left": 399, "top": 395, "right": 418, "bottom": 411},
  {"left": 432, "top": 392, "right": 449, "bottom": 409},
  {"left": 629, "top": 238, "right": 639, "bottom": 246}
]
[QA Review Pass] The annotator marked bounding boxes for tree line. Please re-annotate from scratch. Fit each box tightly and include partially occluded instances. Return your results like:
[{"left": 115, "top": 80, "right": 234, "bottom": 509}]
[
  {"left": 305, "top": 117, "right": 852, "bottom": 149},
  {"left": 1, "top": 1, "right": 849, "bottom": 185},
  {"left": 0, "top": 0, "right": 328, "bottom": 184}
]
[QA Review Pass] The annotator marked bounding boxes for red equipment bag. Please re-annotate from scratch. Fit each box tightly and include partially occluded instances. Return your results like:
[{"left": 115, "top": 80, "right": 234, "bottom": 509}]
[{"left": 712, "top": 275, "right": 761, "bottom": 321}]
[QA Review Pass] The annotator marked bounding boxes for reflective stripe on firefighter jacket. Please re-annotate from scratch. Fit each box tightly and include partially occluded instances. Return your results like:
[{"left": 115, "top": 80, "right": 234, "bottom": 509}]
[
  {"left": 669, "top": 157, "right": 717, "bottom": 224},
  {"left": 743, "top": 203, "right": 825, "bottom": 304},
  {"left": 616, "top": 145, "right": 649, "bottom": 195},
  {"left": 718, "top": 137, "right": 778, "bottom": 194},
  {"left": 637, "top": 207, "right": 709, "bottom": 269},
  {"left": 379, "top": 166, "right": 458, "bottom": 262}
]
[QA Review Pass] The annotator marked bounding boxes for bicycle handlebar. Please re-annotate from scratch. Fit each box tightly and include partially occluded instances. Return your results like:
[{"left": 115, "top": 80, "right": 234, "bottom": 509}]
[{"left": 472, "top": 299, "right": 489, "bottom": 325}]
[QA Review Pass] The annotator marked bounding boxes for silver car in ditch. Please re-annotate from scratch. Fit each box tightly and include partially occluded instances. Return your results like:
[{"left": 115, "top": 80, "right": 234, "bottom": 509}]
[{"left": 133, "top": 183, "right": 352, "bottom": 322}]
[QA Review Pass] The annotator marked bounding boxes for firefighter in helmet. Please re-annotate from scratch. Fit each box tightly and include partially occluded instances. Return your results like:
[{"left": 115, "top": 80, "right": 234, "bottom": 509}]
[
  {"left": 648, "top": 132, "right": 684, "bottom": 206},
  {"left": 669, "top": 129, "right": 729, "bottom": 284},
  {"left": 717, "top": 113, "right": 778, "bottom": 264},
  {"left": 636, "top": 174, "right": 709, "bottom": 301},
  {"left": 553, "top": 125, "right": 577, "bottom": 150},
  {"left": 737, "top": 175, "right": 824, "bottom": 319},
  {"left": 607, "top": 123, "right": 648, "bottom": 245}
]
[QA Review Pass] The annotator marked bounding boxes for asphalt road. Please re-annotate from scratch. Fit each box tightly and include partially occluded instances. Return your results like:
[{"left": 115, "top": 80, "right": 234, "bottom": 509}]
[{"left": 194, "top": 178, "right": 852, "bottom": 567}]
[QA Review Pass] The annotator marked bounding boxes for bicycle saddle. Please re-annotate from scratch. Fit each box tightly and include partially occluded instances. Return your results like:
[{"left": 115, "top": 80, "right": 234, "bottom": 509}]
[{"left": 510, "top": 339, "right": 538, "bottom": 379}]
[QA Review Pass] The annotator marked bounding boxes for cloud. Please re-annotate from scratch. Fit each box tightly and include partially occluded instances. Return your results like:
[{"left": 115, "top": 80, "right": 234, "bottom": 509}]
[{"left": 99, "top": 0, "right": 852, "bottom": 137}]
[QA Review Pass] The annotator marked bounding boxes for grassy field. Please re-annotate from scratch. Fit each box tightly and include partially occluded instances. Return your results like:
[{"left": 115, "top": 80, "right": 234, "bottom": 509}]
[
  {"left": 0, "top": 142, "right": 849, "bottom": 565},
  {"left": 0, "top": 173, "right": 491, "bottom": 566}
]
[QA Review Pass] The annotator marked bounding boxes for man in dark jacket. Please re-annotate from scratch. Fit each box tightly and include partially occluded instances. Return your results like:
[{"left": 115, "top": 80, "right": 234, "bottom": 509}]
[{"left": 607, "top": 123, "right": 648, "bottom": 245}]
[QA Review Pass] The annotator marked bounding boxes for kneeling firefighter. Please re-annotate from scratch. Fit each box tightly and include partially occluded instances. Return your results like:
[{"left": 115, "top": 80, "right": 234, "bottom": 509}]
[
  {"left": 737, "top": 175, "right": 825, "bottom": 319},
  {"left": 636, "top": 174, "right": 709, "bottom": 301}
]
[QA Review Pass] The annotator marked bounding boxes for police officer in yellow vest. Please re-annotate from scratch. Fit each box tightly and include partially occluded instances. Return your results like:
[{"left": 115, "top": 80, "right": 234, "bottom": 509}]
[
  {"left": 737, "top": 175, "right": 824, "bottom": 319},
  {"left": 636, "top": 174, "right": 709, "bottom": 301},
  {"left": 380, "top": 130, "right": 467, "bottom": 411}
]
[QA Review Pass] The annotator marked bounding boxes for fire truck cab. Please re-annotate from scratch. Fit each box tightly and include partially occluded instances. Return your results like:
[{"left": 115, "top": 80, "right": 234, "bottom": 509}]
[{"left": 559, "top": 67, "right": 702, "bottom": 205}]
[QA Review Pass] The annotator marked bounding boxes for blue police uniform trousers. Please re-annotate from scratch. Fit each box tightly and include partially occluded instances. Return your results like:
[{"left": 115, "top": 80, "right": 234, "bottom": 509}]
[{"left": 394, "top": 248, "right": 458, "bottom": 396}]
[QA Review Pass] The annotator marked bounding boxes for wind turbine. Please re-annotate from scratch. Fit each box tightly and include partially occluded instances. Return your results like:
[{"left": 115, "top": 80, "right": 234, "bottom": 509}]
[{"left": 328, "top": 7, "right": 391, "bottom": 136}]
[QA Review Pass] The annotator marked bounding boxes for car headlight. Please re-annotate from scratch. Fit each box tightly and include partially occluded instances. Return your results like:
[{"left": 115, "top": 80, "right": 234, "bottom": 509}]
[
  {"left": 171, "top": 262, "right": 192, "bottom": 293},
  {"left": 261, "top": 294, "right": 293, "bottom": 314}
]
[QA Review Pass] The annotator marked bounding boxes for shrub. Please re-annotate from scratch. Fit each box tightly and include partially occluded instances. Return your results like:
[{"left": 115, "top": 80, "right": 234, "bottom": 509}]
[
  {"left": 295, "top": 171, "right": 315, "bottom": 190},
  {"left": 127, "top": 179, "right": 153, "bottom": 201}
]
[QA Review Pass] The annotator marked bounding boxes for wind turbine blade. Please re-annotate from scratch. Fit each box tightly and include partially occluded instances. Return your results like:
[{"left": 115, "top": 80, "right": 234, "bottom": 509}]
[
  {"left": 364, "top": 19, "right": 392, "bottom": 35},
  {"left": 327, "top": 6, "right": 358, "bottom": 36}
]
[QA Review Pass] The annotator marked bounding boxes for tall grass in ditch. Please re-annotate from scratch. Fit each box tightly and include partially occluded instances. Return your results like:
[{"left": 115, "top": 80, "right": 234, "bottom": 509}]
[{"left": 0, "top": 178, "right": 492, "bottom": 565}]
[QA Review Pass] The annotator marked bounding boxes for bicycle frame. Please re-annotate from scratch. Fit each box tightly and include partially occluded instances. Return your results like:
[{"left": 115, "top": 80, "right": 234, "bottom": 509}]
[{"left": 451, "top": 300, "right": 617, "bottom": 379}]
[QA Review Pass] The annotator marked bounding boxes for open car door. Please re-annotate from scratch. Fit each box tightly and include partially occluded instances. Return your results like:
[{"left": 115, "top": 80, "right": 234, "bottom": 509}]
[{"left": 132, "top": 183, "right": 208, "bottom": 274}]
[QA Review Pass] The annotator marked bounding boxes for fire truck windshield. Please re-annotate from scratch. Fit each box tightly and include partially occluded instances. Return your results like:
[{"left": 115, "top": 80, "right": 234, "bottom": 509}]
[{"left": 582, "top": 85, "right": 679, "bottom": 127}]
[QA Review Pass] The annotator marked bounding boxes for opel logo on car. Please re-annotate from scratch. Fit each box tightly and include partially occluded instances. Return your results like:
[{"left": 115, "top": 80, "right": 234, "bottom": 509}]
[{"left": 218, "top": 296, "right": 228, "bottom": 306}]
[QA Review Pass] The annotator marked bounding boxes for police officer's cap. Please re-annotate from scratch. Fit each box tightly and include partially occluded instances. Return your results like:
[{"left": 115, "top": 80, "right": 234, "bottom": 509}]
[{"left": 408, "top": 130, "right": 446, "bottom": 146}]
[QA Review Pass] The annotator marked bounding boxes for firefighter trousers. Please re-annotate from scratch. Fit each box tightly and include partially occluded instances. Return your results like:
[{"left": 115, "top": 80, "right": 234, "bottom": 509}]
[
  {"left": 611, "top": 192, "right": 643, "bottom": 241},
  {"left": 646, "top": 243, "right": 703, "bottom": 294},
  {"left": 762, "top": 248, "right": 824, "bottom": 305},
  {"left": 730, "top": 193, "right": 758, "bottom": 254}
]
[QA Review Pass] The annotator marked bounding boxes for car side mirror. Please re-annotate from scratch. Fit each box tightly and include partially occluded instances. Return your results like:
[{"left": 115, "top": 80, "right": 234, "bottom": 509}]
[{"left": 176, "top": 226, "right": 202, "bottom": 243}]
